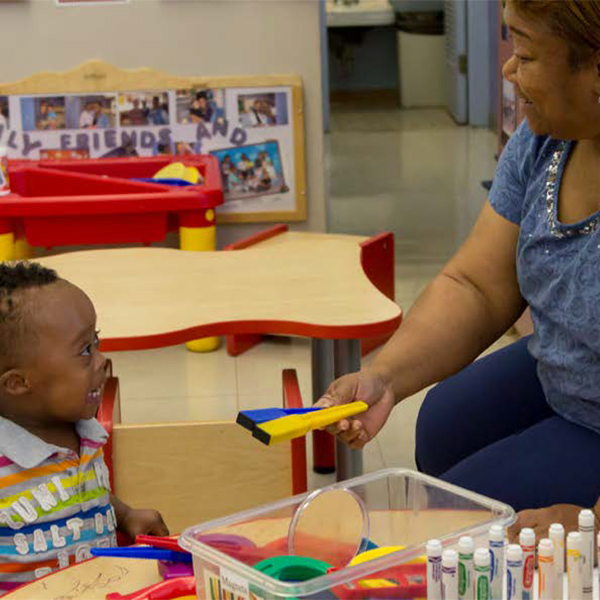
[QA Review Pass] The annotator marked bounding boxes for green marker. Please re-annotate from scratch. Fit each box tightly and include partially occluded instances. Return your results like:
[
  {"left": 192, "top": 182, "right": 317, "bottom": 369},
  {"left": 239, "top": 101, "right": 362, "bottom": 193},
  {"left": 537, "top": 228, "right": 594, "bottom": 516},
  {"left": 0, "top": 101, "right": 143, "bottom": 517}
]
[
  {"left": 474, "top": 548, "right": 491, "bottom": 600},
  {"left": 458, "top": 536, "right": 475, "bottom": 600}
]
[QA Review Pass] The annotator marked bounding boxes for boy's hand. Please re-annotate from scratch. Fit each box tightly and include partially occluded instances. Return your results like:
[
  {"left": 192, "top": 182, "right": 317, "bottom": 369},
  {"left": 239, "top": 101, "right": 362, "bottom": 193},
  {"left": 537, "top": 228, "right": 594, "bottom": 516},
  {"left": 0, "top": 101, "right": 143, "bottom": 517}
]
[{"left": 119, "top": 507, "right": 169, "bottom": 540}]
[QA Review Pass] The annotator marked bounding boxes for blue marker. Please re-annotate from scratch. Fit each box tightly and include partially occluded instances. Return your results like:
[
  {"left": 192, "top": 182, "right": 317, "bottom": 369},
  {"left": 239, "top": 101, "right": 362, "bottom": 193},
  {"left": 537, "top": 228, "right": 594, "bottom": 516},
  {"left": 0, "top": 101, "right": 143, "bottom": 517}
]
[
  {"left": 506, "top": 544, "right": 523, "bottom": 600},
  {"left": 488, "top": 525, "right": 504, "bottom": 600}
]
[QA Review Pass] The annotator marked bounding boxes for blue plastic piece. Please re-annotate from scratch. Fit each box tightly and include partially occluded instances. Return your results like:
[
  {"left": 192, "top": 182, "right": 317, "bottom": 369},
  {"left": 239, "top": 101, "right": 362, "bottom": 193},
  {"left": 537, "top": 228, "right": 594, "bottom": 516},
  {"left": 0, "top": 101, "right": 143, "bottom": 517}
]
[
  {"left": 132, "top": 177, "right": 196, "bottom": 187},
  {"left": 237, "top": 407, "right": 320, "bottom": 431},
  {"left": 90, "top": 546, "right": 193, "bottom": 563}
]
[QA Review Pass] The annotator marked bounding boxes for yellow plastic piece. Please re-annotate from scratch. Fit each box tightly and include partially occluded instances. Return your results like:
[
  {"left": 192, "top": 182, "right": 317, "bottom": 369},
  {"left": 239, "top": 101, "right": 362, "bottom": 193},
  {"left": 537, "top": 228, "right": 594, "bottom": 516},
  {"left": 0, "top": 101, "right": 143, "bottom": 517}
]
[
  {"left": 255, "top": 401, "right": 369, "bottom": 445},
  {"left": 185, "top": 337, "right": 221, "bottom": 353},
  {"left": 153, "top": 162, "right": 200, "bottom": 184},
  {"left": 356, "top": 579, "right": 396, "bottom": 589},
  {"left": 0, "top": 233, "right": 15, "bottom": 261},
  {"left": 14, "top": 237, "right": 33, "bottom": 260},
  {"left": 350, "top": 546, "right": 426, "bottom": 592},
  {"left": 179, "top": 226, "right": 216, "bottom": 252},
  {"left": 350, "top": 546, "right": 426, "bottom": 566}
]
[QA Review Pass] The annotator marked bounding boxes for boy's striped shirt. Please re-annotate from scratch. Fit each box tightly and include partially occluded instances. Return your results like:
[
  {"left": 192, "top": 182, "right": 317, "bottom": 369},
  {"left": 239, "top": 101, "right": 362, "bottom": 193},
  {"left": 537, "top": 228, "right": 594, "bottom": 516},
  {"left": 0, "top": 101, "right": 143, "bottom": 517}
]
[{"left": 0, "top": 417, "right": 116, "bottom": 595}]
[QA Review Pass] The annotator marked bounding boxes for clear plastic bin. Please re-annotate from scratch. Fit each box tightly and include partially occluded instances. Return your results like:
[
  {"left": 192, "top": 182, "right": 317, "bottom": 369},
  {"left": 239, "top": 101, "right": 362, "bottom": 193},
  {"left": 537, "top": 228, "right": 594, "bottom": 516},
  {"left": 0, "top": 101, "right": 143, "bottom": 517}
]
[{"left": 180, "top": 468, "right": 515, "bottom": 599}]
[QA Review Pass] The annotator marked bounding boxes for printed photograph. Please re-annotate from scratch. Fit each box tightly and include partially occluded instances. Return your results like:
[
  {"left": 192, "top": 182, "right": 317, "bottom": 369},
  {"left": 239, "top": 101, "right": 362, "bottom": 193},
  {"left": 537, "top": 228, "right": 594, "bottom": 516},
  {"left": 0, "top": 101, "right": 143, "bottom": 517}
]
[
  {"left": 238, "top": 92, "right": 288, "bottom": 128},
  {"left": 176, "top": 88, "right": 225, "bottom": 125},
  {"left": 20, "top": 96, "right": 66, "bottom": 131},
  {"left": 65, "top": 94, "right": 116, "bottom": 129},
  {"left": 0, "top": 96, "right": 9, "bottom": 131},
  {"left": 118, "top": 92, "right": 170, "bottom": 127},
  {"left": 155, "top": 141, "right": 200, "bottom": 156},
  {"left": 211, "top": 140, "right": 288, "bottom": 201},
  {"left": 39, "top": 148, "right": 90, "bottom": 160}
]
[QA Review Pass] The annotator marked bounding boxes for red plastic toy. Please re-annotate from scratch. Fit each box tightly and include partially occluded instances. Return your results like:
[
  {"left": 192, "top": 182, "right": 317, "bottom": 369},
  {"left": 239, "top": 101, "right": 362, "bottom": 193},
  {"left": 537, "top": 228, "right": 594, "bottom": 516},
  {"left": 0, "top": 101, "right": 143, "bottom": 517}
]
[{"left": 0, "top": 155, "right": 222, "bottom": 253}]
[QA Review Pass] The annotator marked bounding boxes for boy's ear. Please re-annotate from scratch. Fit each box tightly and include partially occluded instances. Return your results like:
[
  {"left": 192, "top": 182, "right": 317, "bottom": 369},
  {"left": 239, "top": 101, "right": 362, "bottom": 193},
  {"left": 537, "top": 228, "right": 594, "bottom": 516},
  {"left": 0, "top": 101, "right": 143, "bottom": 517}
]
[{"left": 0, "top": 370, "right": 30, "bottom": 397}]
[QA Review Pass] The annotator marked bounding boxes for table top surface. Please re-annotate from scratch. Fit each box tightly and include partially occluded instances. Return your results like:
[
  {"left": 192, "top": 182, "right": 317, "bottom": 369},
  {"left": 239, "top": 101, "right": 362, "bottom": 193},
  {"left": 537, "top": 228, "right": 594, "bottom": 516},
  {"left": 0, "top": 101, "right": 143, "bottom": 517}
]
[{"left": 36, "top": 231, "right": 401, "bottom": 350}]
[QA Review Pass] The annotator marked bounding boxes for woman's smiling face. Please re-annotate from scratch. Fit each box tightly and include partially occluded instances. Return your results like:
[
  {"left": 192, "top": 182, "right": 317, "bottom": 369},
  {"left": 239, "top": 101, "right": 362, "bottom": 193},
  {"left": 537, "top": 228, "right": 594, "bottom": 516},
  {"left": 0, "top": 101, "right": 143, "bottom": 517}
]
[{"left": 503, "top": 1, "right": 600, "bottom": 140}]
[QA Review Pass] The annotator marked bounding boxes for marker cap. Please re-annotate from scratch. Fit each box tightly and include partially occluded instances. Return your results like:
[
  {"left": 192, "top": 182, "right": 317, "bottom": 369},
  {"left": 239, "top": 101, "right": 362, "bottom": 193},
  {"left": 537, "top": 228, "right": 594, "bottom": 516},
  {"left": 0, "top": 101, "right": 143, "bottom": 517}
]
[
  {"left": 458, "top": 536, "right": 474, "bottom": 553},
  {"left": 442, "top": 548, "right": 458, "bottom": 567},
  {"left": 427, "top": 539, "right": 443, "bottom": 557},
  {"left": 489, "top": 524, "right": 504, "bottom": 542},
  {"left": 579, "top": 509, "right": 594, "bottom": 529},
  {"left": 567, "top": 531, "right": 582, "bottom": 550},
  {"left": 519, "top": 528, "right": 535, "bottom": 546},
  {"left": 549, "top": 523, "right": 564, "bottom": 537},
  {"left": 474, "top": 547, "right": 490, "bottom": 567},
  {"left": 506, "top": 544, "right": 523, "bottom": 561},
  {"left": 538, "top": 538, "right": 554, "bottom": 557}
]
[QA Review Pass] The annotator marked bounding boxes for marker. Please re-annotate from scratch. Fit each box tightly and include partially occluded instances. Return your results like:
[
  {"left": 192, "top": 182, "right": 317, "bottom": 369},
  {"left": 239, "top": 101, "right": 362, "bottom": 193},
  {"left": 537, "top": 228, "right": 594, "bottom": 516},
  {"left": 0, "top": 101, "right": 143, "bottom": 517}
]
[
  {"left": 579, "top": 509, "right": 594, "bottom": 599},
  {"left": 549, "top": 523, "right": 565, "bottom": 600},
  {"left": 567, "top": 531, "right": 583, "bottom": 600},
  {"left": 597, "top": 531, "right": 600, "bottom": 600},
  {"left": 538, "top": 538, "right": 555, "bottom": 600},
  {"left": 427, "top": 539, "right": 443, "bottom": 600},
  {"left": 519, "top": 528, "right": 535, "bottom": 600},
  {"left": 442, "top": 549, "right": 458, "bottom": 600},
  {"left": 505, "top": 544, "right": 523, "bottom": 600},
  {"left": 474, "top": 548, "right": 490, "bottom": 600},
  {"left": 458, "top": 536, "right": 474, "bottom": 600},
  {"left": 488, "top": 525, "right": 504, "bottom": 600}
]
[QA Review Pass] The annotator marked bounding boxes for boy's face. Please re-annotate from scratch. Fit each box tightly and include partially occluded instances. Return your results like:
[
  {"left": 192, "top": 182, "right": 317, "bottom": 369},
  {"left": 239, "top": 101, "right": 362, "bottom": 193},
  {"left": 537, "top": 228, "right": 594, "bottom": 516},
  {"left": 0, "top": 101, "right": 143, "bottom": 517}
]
[{"left": 8, "top": 281, "right": 107, "bottom": 426}]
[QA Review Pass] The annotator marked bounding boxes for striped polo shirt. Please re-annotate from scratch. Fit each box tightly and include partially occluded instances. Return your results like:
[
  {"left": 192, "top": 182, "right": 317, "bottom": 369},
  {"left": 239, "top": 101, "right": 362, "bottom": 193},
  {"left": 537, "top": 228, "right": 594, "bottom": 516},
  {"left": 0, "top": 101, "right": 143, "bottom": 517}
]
[{"left": 0, "top": 417, "right": 117, "bottom": 595}]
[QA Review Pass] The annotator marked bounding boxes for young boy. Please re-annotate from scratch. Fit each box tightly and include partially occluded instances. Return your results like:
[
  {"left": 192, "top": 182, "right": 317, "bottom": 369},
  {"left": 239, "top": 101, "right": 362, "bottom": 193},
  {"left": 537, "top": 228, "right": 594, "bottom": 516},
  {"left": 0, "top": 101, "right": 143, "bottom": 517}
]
[{"left": 0, "top": 262, "right": 168, "bottom": 595}]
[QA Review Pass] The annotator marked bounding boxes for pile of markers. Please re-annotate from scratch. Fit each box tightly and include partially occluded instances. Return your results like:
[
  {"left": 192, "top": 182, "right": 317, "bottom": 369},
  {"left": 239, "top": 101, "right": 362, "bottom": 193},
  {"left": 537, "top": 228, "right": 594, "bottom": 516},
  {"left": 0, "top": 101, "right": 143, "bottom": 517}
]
[{"left": 425, "top": 509, "right": 597, "bottom": 600}]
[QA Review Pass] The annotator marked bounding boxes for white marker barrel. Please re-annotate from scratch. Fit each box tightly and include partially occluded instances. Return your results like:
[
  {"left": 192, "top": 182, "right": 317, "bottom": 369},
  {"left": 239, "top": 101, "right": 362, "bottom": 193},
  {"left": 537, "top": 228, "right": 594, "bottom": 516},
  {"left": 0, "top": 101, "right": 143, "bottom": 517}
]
[
  {"left": 519, "top": 528, "right": 535, "bottom": 600},
  {"left": 488, "top": 525, "right": 504, "bottom": 600},
  {"left": 597, "top": 531, "right": 600, "bottom": 600},
  {"left": 506, "top": 544, "right": 523, "bottom": 600},
  {"left": 567, "top": 531, "right": 583, "bottom": 600},
  {"left": 474, "top": 547, "right": 491, "bottom": 600},
  {"left": 427, "top": 539, "right": 443, "bottom": 600},
  {"left": 579, "top": 509, "right": 594, "bottom": 599},
  {"left": 538, "top": 538, "right": 555, "bottom": 600},
  {"left": 549, "top": 523, "right": 565, "bottom": 600},
  {"left": 442, "top": 548, "right": 458, "bottom": 600},
  {"left": 458, "top": 536, "right": 474, "bottom": 600}
]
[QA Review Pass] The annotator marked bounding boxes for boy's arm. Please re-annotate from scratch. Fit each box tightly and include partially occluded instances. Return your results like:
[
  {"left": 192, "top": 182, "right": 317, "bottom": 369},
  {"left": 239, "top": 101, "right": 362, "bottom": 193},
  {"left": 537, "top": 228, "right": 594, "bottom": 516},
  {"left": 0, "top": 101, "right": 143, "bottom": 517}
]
[{"left": 110, "top": 493, "right": 170, "bottom": 540}]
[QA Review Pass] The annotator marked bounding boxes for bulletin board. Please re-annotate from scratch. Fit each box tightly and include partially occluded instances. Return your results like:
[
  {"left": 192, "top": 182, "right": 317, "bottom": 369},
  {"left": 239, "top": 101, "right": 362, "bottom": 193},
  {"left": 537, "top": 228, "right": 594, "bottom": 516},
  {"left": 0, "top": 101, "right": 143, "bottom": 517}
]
[{"left": 0, "top": 60, "right": 307, "bottom": 223}]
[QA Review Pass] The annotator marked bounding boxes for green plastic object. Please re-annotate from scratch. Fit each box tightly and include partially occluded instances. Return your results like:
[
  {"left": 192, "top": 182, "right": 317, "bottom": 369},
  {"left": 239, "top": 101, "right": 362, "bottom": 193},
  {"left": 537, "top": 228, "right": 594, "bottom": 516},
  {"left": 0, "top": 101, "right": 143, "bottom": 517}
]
[{"left": 253, "top": 555, "right": 331, "bottom": 582}]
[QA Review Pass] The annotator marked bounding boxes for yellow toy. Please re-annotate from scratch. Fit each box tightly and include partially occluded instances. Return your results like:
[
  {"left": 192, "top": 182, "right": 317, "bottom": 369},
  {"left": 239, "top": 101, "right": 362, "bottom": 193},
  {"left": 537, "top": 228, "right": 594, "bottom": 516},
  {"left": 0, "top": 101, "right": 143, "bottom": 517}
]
[
  {"left": 252, "top": 401, "right": 369, "bottom": 445},
  {"left": 153, "top": 162, "right": 201, "bottom": 184}
]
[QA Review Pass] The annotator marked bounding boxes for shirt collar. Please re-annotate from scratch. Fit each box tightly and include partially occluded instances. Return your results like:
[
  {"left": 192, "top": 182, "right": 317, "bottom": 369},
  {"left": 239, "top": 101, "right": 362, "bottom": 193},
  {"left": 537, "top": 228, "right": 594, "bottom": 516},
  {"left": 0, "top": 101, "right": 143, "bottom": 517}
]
[{"left": 0, "top": 417, "right": 108, "bottom": 469}]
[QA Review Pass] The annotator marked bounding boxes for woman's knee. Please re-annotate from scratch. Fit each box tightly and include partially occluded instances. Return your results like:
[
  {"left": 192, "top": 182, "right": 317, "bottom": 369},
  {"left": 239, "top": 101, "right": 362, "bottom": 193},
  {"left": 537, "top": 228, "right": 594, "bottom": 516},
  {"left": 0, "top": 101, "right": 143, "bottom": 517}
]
[{"left": 415, "top": 383, "right": 450, "bottom": 477}]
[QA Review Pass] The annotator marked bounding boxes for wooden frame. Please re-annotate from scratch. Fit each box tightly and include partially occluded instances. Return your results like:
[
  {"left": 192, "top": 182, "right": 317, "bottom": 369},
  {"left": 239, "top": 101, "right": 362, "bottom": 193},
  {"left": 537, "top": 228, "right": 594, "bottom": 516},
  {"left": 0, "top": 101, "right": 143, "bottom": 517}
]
[{"left": 0, "top": 60, "right": 307, "bottom": 223}]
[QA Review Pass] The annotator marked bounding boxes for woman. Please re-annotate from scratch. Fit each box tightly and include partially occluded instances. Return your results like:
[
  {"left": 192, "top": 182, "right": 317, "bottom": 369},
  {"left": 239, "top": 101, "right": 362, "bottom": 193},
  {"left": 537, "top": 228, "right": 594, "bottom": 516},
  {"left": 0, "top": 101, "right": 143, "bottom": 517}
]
[{"left": 320, "top": 0, "right": 600, "bottom": 539}]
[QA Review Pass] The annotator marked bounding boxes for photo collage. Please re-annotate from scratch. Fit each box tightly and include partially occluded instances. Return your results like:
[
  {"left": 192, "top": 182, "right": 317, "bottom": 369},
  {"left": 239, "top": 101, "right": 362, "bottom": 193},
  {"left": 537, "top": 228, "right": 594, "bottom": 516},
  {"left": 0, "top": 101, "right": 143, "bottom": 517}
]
[{"left": 2, "top": 87, "right": 293, "bottom": 206}]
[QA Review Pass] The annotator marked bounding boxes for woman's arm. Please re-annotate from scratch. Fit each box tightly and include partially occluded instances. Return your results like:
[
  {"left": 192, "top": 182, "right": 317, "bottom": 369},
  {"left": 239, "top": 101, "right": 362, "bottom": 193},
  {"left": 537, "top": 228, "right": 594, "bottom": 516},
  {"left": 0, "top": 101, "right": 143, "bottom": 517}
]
[{"left": 372, "top": 201, "right": 526, "bottom": 403}]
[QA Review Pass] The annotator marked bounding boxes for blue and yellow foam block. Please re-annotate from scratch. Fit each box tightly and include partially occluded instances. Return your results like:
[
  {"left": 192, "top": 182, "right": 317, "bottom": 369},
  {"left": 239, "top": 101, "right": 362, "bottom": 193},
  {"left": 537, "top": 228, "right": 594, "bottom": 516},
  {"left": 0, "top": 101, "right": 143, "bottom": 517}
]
[{"left": 237, "top": 402, "right": 369, "bottom": 446}]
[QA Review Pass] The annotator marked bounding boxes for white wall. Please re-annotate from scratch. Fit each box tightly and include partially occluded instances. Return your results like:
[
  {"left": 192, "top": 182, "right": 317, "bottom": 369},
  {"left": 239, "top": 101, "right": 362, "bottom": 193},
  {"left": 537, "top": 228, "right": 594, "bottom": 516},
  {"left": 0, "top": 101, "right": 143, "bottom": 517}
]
[{"left": 1, "top": 0, "right": 326, "bottom": 245}]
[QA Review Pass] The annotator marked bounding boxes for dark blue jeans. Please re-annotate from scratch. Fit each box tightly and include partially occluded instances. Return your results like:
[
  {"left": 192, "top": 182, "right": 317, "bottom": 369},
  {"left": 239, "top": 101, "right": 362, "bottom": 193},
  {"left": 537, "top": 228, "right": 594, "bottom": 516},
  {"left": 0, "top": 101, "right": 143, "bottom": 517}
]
[{"left": 415, "top": 337, "right": 600, "bottom": 511}]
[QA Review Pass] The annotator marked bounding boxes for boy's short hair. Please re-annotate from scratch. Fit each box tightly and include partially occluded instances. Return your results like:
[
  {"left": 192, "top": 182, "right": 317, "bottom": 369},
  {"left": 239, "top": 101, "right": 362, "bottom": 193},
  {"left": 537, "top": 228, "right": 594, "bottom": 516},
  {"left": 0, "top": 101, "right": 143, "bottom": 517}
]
[{"left": 0, "top": 262, "right": 58, "bottom": 369}]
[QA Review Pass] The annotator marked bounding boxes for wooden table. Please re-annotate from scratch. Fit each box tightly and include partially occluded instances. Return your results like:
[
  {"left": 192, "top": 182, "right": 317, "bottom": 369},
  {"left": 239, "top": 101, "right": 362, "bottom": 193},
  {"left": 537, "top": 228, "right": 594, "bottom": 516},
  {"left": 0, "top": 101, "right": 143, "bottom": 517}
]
[{"left": 36, "top": 230, "right": 402, "bottom": 481}]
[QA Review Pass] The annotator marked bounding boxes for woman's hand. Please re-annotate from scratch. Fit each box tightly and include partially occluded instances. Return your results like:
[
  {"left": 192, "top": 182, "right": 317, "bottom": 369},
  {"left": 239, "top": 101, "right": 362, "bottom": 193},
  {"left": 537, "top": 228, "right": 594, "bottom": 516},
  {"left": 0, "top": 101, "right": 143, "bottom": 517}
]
[
  {"left": 507, "top": 504, "right": 584, "bottom": 544},
  {"left": 316, "top": 368, "right": 395, "bottom": 449}
]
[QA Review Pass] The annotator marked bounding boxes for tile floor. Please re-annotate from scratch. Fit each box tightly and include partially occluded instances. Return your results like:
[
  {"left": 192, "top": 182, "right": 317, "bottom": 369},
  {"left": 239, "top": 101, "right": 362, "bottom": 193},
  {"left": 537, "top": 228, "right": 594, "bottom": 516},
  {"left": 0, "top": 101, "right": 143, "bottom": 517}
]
[{"left": 104, "top": 107, "right": 511, "bottom": 491}]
